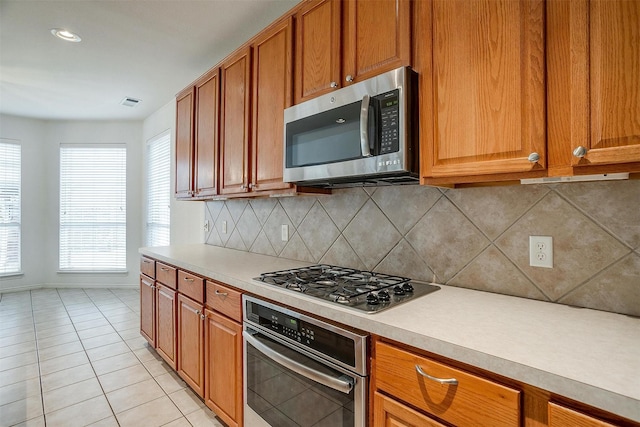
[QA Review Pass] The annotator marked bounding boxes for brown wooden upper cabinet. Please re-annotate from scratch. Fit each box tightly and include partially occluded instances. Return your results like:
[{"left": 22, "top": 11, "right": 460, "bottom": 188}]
[
  {"left": 294, "top": 0, "right": 411, "bottom": 104},
  {"left": 175, "top": 88, "right": 195, "bottom": 198},
  {"left": 194, "top": 68, "right": 220, "bottom": 198},
  {"left": 547, "top": 0, "right": 640, "bottom": 176},
  {"left": 176, "top": 69, "right": 220, "bottom": 200},
  {"left": 219, "top": 47, "right": 252, "bottom": 195},
  {"left": 417, "top": 0, "right": 547, "bottom": 186},
  {"left": 251, "top": 17, "right": 295, "bottom": 193}
]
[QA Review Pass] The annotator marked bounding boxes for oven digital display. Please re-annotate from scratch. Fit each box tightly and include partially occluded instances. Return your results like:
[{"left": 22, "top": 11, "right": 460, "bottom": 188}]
[{"left": 248, "top": 301, "right": 357, "bottom": 367}]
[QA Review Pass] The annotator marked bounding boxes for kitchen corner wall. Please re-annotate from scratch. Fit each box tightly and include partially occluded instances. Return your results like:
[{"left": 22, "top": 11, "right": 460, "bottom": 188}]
[{"left": 205, "top": 180, "right": 640, "bottom": 317}]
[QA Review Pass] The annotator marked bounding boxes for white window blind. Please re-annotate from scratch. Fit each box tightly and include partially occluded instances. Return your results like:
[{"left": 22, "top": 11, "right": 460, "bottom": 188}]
[
  {"left": 145, "top": 132, "right": 170, "bottom": 246},
  {"left": 59, "top": 144, "right": 126, "bottom": 271},
  {"left": 0, "top": 140, "right": 21, "bottom": 275}
]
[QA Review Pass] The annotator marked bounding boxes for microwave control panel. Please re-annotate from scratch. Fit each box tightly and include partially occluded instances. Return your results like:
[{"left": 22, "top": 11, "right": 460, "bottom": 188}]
[{"left": 375, "top": 89, "right": 400, "bottom": 155}]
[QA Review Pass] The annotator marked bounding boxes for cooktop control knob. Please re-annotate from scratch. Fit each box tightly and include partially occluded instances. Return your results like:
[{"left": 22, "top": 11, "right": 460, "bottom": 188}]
[
  {"left": 366, "top": 293, "right": 379, "bottom": 305},
  {"left": 402, "top": 283, "right": 414, "bottom": 293},
  {"left": 393, "top": 286, "right": 406, "bottom": 295},
  {"left": 378, "top": 290, "right": 390, "bottom": 301}
]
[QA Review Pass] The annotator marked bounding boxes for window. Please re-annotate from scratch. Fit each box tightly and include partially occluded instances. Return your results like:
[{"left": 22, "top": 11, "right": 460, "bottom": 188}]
[
  {"left": 0, "top": 140, "right": 21, "bottom": 275},
  {"left": 145, "top": 132, "right": 171, "bottom": 246},
  {"left": 59, "top": 144, "right": 126, "bottom": 271}
]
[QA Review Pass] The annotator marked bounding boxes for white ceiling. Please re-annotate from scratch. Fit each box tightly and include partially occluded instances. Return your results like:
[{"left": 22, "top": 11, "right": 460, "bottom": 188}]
[{"left": 0, "top": 0, "right": 300, "bottom": 121}]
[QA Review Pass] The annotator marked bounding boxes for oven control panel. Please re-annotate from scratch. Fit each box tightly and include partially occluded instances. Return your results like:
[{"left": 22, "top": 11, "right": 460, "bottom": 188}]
[{"left": 245, "top": 298, "right": 362, "bottom": 369}]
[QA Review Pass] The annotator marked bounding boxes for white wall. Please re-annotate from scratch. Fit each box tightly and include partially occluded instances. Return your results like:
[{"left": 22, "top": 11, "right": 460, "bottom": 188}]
[
  {"left": 43, "top": 120, "right": 143, "bottom": 287},
  {"left": 0, "top": 115, "right": 48, "bottom": 291},
  {"left": 142, "top": 99, "right": 203, "bottom": 247},
  {"left": 0, "top": 114, "right": 144, "bottom": 292},
  {"left": 1, "top": 100, "right": 204, "bottom": 294}
]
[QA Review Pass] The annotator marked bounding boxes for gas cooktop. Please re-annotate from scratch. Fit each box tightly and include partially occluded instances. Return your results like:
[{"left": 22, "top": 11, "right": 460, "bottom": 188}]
[{"left": 254, "top": 264, "right": 439, "bottom": 313}]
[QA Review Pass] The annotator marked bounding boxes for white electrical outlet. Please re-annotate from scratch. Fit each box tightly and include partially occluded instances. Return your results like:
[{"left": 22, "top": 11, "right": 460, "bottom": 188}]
[
  {"left": 281, "top": 224, "right": 289, "bottom": 242},
  {"left": 222, "top": 221, "right": 227, "bottom": 234},
  {"left": 529, "top": 236, "right": 553, "bottom": 268}
]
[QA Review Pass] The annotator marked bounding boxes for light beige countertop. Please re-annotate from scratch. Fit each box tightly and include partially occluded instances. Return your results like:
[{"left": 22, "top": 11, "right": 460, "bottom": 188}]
[{"left": 140, "top": 244, "right": 640, "bottom": 422}]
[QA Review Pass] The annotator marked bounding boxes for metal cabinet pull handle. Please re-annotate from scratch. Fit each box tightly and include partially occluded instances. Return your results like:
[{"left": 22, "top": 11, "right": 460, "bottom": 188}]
[
  {"left": 183, "top": 277, "right": 194, "bottom": 282},
  {"left": 573, "top": 146, "right": 587, "bottom": 158},
  {"left": 160, "top": 267, "right": 169, "bottom": 272},
  {"left": 241, "top": 184, "right": 247, "bottom": 190},
  {"left": 143, "top": 260, "right": 151, "bottom": 264},
  {"left": 527, "top": 152, "right": 540, "bottom": 163},
  {"left": 415, "top": 365, "right": 458, "bottom": 385},
  {"left": 330, "top": 81, "right": 338, "bottom": 88},
  {"left": 200, "top": 313, "right": 206, "bottom": 320},
  {"left": 215, "top": 289, "right": 228, "bottom": 297},
  {"left": 345, "top": 74, "right": 354, "bottom": 82}
]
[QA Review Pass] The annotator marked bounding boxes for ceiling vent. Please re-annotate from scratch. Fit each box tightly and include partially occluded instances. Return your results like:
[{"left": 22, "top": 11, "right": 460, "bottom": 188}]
[{"left": 120, "top": 97, "right": 141, "bottom": 107}]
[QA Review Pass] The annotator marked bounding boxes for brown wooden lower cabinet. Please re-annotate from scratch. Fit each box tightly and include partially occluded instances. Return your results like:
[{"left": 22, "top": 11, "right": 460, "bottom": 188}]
[
  {"left": 204, "top": 308, "right": 243, "bottom": 427},
  {"left": 373, "top": 391, "right": 447, "bottom": 427},
  {"left": 139, "top": 274, "right": 155, "bottom": 347},
  {"left": 177, "top": 293, "right": 205, "bottom": 397},
  {"left": 549, "top": 402, "right": 617, "bottom": 427},
  {"left": 155, "top": 283, "right": 177, "bottom": 369},
  {"left": 374, "top": 340, "right": 520, "bottom": 427}
]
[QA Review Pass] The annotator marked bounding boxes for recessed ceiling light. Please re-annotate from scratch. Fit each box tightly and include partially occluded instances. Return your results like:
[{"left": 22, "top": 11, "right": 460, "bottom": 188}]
[{"left": 51, "top": 28, "right": 81, "bottom": 42}]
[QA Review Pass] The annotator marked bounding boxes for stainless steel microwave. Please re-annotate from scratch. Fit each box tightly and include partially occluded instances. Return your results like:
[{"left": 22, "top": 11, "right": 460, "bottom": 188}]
[{"left": 283, "top": 67, "right": 418, "bottom": 188}]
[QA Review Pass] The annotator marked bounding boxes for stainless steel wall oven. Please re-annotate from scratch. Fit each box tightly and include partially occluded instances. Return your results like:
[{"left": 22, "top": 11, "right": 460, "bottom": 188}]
[{"left": 243, "top": 295, "right": 369, "bottom": 427}]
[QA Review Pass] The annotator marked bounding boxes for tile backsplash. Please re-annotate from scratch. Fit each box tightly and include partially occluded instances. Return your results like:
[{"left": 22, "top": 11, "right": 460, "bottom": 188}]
[{"left": 205, "top": 180, "right": 640, "bottom": 317}]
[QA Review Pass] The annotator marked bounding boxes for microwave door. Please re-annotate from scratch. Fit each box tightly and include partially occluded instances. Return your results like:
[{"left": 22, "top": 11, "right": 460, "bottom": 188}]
[{"left": 286, "top": 100, "right": 363, "bottom": 168}]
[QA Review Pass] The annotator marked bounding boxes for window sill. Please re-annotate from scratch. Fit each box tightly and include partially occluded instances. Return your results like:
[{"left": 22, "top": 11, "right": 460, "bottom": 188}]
[
  {"left": 57, "top": 270, "right": 129, "bottom": 275},
  {"left": 0, "top": 272, "right": 24, "bottom": 279}
]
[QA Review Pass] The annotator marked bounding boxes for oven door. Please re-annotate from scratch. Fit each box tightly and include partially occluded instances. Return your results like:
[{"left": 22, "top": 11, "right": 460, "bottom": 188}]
[{"left": 243, "top": 326, "right": 366, "bottom": 427}]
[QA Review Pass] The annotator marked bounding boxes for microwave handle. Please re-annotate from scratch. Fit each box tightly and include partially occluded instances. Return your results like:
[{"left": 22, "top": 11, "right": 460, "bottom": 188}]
[{"left": 360, "top": 94, "right": 372, "bottom": 157}]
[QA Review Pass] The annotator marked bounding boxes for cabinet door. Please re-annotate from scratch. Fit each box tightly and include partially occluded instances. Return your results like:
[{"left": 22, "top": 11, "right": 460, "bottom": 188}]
[
  {"left": 251, "top": 17, "right": 294, "bottom": 193},
  {"left": 204, "top": 309, "right": 242, "bottom": 427},
  {"left": 342, "top": 0, "right": 411, "bottom": 85},
  {"left": 177, "top": 294, "right": 205, "bottom": 397},
  {"left": 373, "top": 392, "right": 447, "bottom": 427},
  {"left": 175, "top": 88, "right": 195, "bottom": 198},
  {"left": 295, "top": 0, "right": 341, "bottom": 103},
  {"left": 547, "top": 0, "right": 640, "bottom": 173},
  {"left": 548, "top": 402, "right": 616, "bottom": 427},
  {"left": 219, "top": 47, "right": 251, "bottom": 195},
  {"left": 194, "top": 68, "right": 220, "bottom": 197},
  {"left": 155, "top": 284, "right": 177, "bottom": 370},
  {"left": 419, "top": 0, "right": 546, "bottom": 184},
  {"left": 139, "top": 275, "right": 155, "bottom": 347}
]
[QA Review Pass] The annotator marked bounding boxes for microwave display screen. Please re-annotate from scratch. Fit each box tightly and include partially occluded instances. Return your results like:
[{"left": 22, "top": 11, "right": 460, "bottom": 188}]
[
  {"left": 383, "top": 97, "right": 398, "bottom": 108},
  {"left": 286, "top": 100, "right": 363, "bottom": 167}
]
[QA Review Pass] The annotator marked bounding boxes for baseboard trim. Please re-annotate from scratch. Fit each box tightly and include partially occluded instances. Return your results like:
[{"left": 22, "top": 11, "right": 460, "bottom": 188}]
[{"left": 1, "top": 283, "right": 138, "bottom": 294}]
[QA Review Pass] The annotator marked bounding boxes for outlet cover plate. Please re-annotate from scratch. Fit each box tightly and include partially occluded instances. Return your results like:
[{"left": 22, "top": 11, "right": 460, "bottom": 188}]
[{"left": 530, "top": 236, "right": 553, "bottom": 268}]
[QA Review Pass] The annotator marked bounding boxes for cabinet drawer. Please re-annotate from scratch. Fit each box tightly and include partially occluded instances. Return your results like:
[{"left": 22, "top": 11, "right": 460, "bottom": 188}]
[
  {"left": 548, "top": 402, "right": 616, "bottom": 427},
  {"left": 374, "top": 341, "right": 520, "bottom": 427},
  {"left": 178, "top": 270, "right": 204, "bottom": 304},
  {"left": 140, "top": 256, "right": 155, "bottom": 279},
  {"left": 156, "top": 262, "right": 177, "bottom": 289},
  {"left": 374, "top": 391, "right": 447, "bottom": 427},
  {"left": 205, "top": 281, "right": 242, "bottom": 322}
]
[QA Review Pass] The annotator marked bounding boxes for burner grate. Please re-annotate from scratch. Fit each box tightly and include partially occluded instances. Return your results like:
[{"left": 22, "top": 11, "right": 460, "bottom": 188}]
[{"left": 256, "top": 265, "right": 411, "bottom": 299}]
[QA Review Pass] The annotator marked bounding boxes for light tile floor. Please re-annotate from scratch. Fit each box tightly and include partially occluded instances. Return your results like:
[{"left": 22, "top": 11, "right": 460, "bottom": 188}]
[{"left": 0, "top": 288, "right": 226, "bottom": 427}]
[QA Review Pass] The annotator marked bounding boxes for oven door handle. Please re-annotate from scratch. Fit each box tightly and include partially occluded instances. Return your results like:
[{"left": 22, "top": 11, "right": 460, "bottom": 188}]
[{"left": 243, "top": 330, "right": 354, "bottom": 395}]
